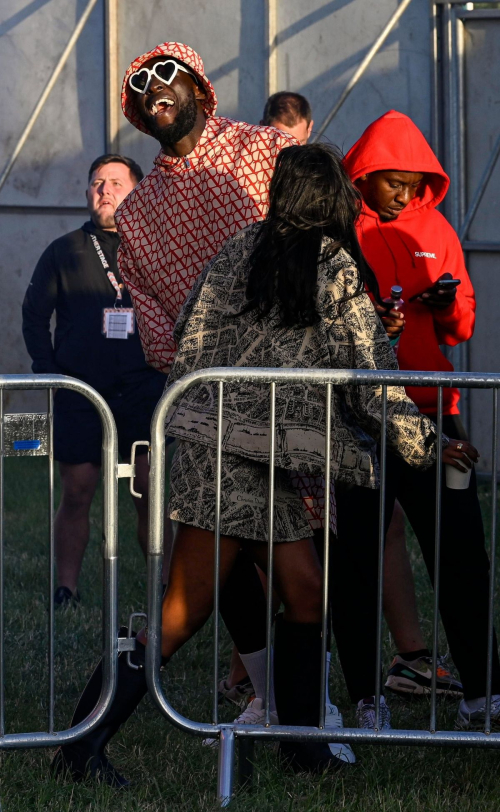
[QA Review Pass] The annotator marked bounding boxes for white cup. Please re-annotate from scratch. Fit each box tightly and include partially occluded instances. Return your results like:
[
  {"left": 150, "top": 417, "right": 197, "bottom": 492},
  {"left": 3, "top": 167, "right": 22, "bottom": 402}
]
[{"left": 445, "top": 455, "right": 472, "bottom": 490}]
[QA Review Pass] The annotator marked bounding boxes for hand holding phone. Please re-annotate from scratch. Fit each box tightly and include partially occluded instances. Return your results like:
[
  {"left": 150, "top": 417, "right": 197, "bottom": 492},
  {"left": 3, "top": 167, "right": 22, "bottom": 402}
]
[{"left": 411, "top": 274, "right": 461, "bottom": 309}]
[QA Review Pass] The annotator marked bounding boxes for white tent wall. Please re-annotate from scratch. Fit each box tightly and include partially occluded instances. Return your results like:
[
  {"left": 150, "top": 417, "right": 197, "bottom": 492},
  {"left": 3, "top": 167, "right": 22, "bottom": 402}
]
[
  {"left": 2, "top": 0, "right": 498, "bottom": 475},
  {"left": 0, "top": 0, "right": 432, "bottom": 412}
]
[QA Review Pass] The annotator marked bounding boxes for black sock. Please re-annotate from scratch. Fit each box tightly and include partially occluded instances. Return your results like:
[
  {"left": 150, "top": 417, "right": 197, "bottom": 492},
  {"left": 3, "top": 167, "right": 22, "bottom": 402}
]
[{"left": 398, "top": 648, "right": 431, "bottom": 661}]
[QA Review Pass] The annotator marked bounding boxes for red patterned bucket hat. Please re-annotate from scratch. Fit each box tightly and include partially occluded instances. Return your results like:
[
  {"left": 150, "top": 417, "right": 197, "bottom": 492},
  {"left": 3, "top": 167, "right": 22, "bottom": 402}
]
[{"left": 121, "top": 42, "right": 218, "bottom": 136}]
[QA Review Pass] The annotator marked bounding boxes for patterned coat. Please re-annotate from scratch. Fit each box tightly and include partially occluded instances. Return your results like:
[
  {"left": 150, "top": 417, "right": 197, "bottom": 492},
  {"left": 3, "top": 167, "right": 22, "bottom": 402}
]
[{"left": 164, "top": 225, "right": 438, "bottom": 488}]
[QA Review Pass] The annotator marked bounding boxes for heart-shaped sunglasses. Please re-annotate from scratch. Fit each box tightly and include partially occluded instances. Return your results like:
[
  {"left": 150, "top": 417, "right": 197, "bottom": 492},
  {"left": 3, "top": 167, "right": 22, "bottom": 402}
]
[{"left": 128, "top": 60, "right": 198, "bottom": 95}]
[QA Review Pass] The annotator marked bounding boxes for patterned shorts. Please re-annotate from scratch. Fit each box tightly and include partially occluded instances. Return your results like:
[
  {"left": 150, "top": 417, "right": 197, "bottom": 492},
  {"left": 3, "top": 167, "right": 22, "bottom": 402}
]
[{"left": 168, "top": 440, "right": 315, "bottom": 543}]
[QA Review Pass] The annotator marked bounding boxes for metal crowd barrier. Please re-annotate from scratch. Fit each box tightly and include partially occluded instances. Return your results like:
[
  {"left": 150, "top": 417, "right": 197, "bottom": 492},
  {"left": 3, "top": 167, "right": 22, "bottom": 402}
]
[
  {"left": 0, "top": 374, "right": 127, "bottom": 752},
  {"left": 145, "top": 367, "right": 500, "bottom": 807}
]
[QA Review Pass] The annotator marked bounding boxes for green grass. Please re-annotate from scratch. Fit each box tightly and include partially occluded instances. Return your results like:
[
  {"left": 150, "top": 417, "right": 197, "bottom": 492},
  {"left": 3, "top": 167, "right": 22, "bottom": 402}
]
[{"left": 0, "top": 457, "right": 499, "bottom": 811}]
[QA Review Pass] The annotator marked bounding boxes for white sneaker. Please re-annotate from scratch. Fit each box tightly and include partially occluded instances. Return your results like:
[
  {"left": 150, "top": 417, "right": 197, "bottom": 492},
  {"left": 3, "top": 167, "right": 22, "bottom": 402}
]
[
  {"left": 202, "top": 697, "right": 278, "bottom": 748},
  {"left": 455, "top": 695, "right": 500, "bottom": 730},
  {"left": 356, "top": 696, "right": 391, "bottom": 730},
  {"left": 324, "top": 704, "right": 356, "bottom": 763}
]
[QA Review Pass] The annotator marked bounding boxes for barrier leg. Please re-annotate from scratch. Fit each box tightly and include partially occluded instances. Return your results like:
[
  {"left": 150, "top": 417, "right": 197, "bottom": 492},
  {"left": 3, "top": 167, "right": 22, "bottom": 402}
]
[
  {"left": 217, "top": 726, "right": 235, "bottom": 806},
  {"left": 237, "top": 737, "right": 254, "bottom": 789}
]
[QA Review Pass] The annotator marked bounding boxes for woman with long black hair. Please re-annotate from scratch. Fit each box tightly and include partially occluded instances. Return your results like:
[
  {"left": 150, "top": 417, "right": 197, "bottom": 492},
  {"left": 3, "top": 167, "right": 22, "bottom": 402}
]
[{"left": 54, "top": 144, "right": 474, "bottom": 784}]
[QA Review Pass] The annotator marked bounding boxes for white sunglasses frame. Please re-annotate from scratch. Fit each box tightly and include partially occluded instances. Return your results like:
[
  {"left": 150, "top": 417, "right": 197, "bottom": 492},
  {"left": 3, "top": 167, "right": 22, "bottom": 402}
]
[{"left": 128, "top": 60, "right": 198, "bottom": 95}]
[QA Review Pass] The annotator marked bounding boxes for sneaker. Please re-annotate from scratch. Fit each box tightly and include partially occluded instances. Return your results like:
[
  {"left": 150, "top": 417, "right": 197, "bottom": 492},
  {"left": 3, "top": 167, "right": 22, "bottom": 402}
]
[
  {"left": 455, "top": 695, "right": 500, "bottom": 730},
  {"left": 356, "top": 696, "right": 391, "bottom": 730},
  {"left": 217, "top": 676, "right": 255, "bottom": 710},
  {"left": 385, "top": 654, "right": 463, "bottom": 698},
  {"left": 54, "top": 586, "right": 81, "bottom": 608},
  {"left": 202, "top": 696, "right": 278, "bottom": 748},
  {"left": 324, "top": 704, "right": 356, "bottom": 763}
]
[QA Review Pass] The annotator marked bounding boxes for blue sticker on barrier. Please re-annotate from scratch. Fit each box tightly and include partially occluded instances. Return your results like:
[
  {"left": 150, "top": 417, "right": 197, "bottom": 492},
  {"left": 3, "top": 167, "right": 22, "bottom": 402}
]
[{"left": 13, "top": 440, "right": 41, "bottom": 451}]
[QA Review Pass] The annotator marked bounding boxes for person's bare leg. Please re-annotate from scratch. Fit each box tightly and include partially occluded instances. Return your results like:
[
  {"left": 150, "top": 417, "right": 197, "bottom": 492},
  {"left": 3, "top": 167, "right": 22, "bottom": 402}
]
[
  {"left": 137, "top": 527, "right": 323, "bottom": 658},
  {"left": 250, "top": 538, "right": 322, "bottom": 624},
  {"left": 54, "top": 462, "right": 101, "bottom": 594},
  {"left": 154, "top": 525, "right": 242, "bottom": 659},
  {"left": 227, "top": 648, "right": 249, "bottom": 688},
  {"left": 383, "top": 500, "right": 427, "bottom": 652},
  {"left": 130, "top": 453, "right": 174, "bottom": 583}
]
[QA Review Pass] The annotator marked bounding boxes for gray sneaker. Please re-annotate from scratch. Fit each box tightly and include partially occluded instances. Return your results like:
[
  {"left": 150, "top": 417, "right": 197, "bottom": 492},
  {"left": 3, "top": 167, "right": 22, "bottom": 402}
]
[
  {"left": 385, "top": 654, "right": 463, "bottom": 698},
  {"left": 217, "top": 677, "right": 254, "bottom": 710},
  {"left": 356, "top": 696, "right": 391, "bottom": 730},
  {"left": 455, "top": 695, "right": 500, "bottom": 730}
]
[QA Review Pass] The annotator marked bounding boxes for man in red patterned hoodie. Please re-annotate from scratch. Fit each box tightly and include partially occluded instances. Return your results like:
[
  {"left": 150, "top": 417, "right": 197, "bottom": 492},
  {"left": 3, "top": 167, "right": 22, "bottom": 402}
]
[
  {"left": 115, "top": 42, "right": 296, "bottom": 373},
  {"left": 342, "top": 110, "right": 500, "bottom": 730},
  {"left": 112, "top": 41, "right": 300, "bottom": 731},
  {"left": 53, "top": 44, "right": 355, "bottom": 786}
]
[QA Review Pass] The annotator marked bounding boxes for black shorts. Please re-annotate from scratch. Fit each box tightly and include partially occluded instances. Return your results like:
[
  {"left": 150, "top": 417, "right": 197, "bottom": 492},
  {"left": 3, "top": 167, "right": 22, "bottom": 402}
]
[{"left": 54, "top": 375, "right": 166, "bottom": 465}]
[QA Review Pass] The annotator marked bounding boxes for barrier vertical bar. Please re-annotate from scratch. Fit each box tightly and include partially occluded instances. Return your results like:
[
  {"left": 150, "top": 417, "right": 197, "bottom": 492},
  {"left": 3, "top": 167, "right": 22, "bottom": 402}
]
[
  {"left": 146, "top": 386, "right": 166, "bottom": 694},
  {"left": 213, "top": 381, "right": 224, "bottom": 726},
  {"left": 375, "top": 385, "right": 387, "bottom": 730},
  {"left": 99, "top": 379, "right": 120, "bottom": 735},
  {"left": 0, "top": 389, "right": 4, "bottom": 737},
  {"left": 217, "top": 726, "right": 235, "bottom": 806},
  {"left": 319, "top": 383, "right": 332, "bottom": 728},
  {"left": 47, "top": 390, "right": 55, "bottom": 733},
  {"left": 264, "top": 382, "right": 276, "bottom": 727},
  {"left": 430, "top": 386, "right": 444, "bottom": 733},
  {"left": 485, "top": 389, "right": 498, "bottom": 733}
]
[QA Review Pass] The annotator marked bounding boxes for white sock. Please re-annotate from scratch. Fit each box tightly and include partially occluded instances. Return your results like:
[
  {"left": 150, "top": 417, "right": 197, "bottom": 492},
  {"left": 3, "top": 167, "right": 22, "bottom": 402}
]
[
  {"left": 463, "top": 694, "right": 500, "bottom": 712},
  {"left": 325, "top": 651, "right": 332, "bottom": 706},
  {"left": 239, "top": 648, "right": 276, "bottom": 713}
]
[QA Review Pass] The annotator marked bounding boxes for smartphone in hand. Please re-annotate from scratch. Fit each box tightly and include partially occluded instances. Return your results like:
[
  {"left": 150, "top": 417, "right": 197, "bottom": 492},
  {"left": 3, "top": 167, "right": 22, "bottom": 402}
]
[
  {"left": 410, "top": 277, "right": 461, "bottom": 301},
  {"left": 435, "top": 278, "right": 461, "bottom": 291}
]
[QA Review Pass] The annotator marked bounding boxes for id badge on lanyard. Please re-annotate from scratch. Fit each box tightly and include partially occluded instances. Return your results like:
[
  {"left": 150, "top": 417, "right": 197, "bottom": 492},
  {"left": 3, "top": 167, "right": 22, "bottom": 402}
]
[
  {"left": 102, "top": 308, "right": 135, "bottom": 339},
  {"left": 91, "top": 233, "right": 135, "bottom": 339}
]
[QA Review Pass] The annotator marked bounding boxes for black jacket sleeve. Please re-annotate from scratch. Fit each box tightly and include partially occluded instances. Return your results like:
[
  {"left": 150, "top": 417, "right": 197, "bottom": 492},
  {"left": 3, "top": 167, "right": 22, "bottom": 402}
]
[{"left": 22, "top": 244, "right": 60, "bottom": 374}]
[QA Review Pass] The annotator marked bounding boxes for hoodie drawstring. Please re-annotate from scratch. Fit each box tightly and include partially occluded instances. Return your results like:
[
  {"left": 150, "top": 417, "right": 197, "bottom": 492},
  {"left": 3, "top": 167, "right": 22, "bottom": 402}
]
[
  {"left": 389, "top": 221, "right": 417, "bottom": 269},
  {"left": 375, "top": 219, "right": 417, "bottom": 289},
  {"left": 376, "top": 220, "right": 400, "bottom": 284}
]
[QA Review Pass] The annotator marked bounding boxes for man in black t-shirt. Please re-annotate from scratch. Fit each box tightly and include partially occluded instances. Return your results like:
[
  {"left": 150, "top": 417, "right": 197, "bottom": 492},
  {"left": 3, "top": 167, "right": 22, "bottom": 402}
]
[{"left": 22, "top": 154, "right": 172, "bottom": 606}]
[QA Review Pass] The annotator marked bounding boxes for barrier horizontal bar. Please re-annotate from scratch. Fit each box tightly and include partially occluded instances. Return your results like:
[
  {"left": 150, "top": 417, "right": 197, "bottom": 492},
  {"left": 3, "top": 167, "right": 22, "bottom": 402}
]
[
  {"left": 230, "top": 724, "right": 500, "bottom": 748},
  {"left": 149, "top": 368, "right": 500, "bottom": 404}
]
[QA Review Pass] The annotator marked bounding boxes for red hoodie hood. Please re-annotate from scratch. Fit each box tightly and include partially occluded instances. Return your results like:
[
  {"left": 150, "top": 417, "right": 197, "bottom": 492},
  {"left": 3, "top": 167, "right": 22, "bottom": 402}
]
[
  {"left": 344, "top": 110, "right": 449, "bottom": 219},
  {"left": 121, "top": 42, "right": 217, "bottom": 137}
]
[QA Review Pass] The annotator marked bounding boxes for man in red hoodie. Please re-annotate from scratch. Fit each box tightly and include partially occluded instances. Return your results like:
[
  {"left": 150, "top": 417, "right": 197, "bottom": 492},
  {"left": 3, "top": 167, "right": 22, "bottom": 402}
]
[{"left": 342, "top": 110, "right": 500, "bottom": 729}]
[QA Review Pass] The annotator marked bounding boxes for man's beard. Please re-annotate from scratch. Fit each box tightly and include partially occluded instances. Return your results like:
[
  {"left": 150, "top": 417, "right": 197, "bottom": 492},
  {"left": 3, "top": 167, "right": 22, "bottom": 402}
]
[
  {"left": 147, "top": 90, "right": 198, "bottom": 148},
  {"left": 92, "top": 208, "right": 116, "bottom": 230}
]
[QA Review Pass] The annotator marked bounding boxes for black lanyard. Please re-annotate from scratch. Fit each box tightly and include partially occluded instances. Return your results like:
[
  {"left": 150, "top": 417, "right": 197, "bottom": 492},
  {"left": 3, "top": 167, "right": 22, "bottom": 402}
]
[{"left": 90, "top": 233, "right": 123, "bottom": 303}]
